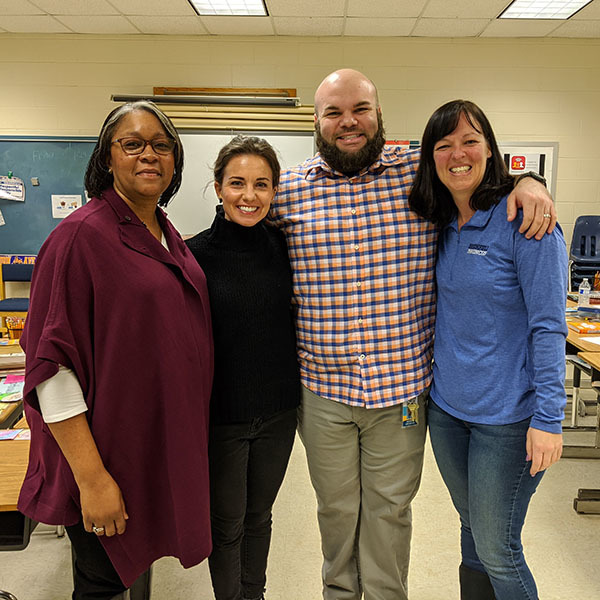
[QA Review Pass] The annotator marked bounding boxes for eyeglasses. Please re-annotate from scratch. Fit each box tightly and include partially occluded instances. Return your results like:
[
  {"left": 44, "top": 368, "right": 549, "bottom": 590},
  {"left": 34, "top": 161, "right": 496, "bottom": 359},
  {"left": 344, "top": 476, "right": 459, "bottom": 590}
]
[{"left": 112, "top": 137, "right": 176, "bottom": 156}]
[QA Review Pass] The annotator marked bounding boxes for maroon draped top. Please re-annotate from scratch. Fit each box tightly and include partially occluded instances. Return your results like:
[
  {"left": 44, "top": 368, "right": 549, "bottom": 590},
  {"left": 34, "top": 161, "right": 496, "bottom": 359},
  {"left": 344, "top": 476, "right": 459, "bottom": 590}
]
[{"left": 18, "top": 188, "right": 214, "bottom": 586}]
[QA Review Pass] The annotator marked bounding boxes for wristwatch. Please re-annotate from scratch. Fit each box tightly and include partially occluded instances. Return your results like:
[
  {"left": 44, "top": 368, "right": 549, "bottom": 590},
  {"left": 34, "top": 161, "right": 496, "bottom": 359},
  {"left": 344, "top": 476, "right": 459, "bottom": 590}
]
[{"left": 514, "top": 171, "right": 547, "bottom": 188}]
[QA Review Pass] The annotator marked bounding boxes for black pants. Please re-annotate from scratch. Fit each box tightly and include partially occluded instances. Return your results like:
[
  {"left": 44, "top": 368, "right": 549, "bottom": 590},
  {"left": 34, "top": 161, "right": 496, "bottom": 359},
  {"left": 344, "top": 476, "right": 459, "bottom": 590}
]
[
  {"left": 66, "top": 521, "right": 127, "bottom": 600},
  {"left": 208, "top": 408, "right": 297, "bottom": 600}
]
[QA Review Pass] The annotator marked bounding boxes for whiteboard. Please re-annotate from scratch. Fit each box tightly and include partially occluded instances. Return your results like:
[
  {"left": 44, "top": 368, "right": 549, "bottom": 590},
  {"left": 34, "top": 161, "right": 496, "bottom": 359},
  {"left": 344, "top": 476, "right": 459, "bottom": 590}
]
[{"left": 166, "top": 131, "right": 314, "bottom": 237}]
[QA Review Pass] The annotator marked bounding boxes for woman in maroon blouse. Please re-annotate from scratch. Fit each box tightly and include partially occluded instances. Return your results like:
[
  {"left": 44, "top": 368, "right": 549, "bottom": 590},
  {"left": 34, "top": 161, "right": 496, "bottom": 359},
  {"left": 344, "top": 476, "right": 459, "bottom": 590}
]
[{"left": 18, "top": 101, "right": 214, "bottom": 599}]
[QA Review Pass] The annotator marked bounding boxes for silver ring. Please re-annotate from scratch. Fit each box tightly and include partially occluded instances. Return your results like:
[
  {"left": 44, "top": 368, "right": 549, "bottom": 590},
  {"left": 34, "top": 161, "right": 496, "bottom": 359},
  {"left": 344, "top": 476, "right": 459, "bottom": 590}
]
[
  {"left": 92, "top": 526, "right": 105, "bottom": 535},
  {"left": 543, "top": 213, "right": 551, "bottom": 218}
]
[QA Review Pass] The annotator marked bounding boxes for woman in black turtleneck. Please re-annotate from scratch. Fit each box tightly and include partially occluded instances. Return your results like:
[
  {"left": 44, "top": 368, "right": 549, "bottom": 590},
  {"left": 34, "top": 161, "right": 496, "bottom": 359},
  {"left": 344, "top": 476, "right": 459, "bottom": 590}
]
[{"left": 185, "top": 136, "right": 300, "bottom": 600}]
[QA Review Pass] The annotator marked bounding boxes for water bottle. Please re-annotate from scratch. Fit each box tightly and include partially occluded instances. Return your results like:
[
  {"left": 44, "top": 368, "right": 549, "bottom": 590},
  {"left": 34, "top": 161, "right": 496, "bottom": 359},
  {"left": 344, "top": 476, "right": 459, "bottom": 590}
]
[{"left": 578, "top": 278, "right": 591, "bottom": 308}]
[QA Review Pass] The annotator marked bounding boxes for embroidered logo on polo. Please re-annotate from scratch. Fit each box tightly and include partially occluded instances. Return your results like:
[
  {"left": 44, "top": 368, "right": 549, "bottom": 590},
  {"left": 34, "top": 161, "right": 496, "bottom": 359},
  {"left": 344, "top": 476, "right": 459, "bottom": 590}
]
[{"left": 467, "top": 244, "right": 489, "bottom": 256}]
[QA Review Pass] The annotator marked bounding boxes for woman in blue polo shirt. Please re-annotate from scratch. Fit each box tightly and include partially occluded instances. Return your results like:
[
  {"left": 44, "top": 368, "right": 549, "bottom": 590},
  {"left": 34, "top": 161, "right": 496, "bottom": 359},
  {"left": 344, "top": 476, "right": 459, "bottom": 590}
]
[{"left": 409, "top": 100, "right": 567, "bottom": 600}]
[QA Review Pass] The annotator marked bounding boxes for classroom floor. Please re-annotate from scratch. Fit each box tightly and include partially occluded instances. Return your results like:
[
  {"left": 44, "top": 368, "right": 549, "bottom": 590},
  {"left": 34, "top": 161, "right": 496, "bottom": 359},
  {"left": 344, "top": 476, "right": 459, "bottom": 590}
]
[{"left": 2, "top": 405, "right": 599, "bottom": 600}]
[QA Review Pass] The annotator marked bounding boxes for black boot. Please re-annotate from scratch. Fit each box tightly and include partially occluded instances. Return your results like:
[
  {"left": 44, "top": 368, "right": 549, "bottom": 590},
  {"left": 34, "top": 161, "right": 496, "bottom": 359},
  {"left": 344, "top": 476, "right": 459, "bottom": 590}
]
[{"left": 459, "top": 563, "right": 496, "bottom": 600}]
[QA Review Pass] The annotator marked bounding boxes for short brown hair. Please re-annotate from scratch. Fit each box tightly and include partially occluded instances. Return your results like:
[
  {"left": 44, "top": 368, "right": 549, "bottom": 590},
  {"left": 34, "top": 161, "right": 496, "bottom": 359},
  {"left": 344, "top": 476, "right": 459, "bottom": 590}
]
[{"left": 213, "top": 136, "right": 280, "bottom": 188}]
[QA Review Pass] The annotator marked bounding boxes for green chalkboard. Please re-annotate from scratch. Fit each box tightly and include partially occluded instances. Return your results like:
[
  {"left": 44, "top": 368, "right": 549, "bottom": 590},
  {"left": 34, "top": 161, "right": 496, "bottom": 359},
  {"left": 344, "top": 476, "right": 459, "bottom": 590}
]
[{"left": 0, "top": 137, "right": 96, "bottom": 254}]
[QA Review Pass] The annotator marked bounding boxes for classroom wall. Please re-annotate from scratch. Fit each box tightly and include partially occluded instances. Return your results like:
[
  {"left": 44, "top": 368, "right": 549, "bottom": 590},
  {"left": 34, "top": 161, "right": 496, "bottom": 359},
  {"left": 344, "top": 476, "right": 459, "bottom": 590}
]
[{"left": 1, "top": 33, "right": 599, "bottom": 244}]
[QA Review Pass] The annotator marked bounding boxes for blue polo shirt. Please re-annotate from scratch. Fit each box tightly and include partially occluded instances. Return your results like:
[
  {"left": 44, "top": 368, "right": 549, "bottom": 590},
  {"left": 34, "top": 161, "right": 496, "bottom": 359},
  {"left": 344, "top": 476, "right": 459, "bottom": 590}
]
[{"left": 430, "top": 195, "right": 568, "bottom": 433}]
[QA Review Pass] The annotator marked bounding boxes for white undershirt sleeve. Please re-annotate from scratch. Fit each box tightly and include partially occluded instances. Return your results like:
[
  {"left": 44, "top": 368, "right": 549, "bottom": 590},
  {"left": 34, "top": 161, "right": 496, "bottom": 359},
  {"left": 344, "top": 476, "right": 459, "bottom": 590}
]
[{"left": 36, "top": 365, "right": 88, "bottom": 423}]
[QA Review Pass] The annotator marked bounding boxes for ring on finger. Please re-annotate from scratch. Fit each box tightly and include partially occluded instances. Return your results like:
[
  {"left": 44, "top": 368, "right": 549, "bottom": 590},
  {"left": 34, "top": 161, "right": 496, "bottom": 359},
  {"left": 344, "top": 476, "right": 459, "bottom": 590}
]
[
  {"left": 543, "top": 213, "right": 551, "bottom": 218},
  {"left": 92, "top": 525, "right": 105, "bottom": 535}
]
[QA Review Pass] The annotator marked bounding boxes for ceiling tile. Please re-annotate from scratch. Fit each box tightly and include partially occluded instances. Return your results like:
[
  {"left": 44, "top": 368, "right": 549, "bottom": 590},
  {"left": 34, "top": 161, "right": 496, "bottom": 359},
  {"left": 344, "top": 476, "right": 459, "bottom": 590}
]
[
  {"left": 273, "top": 16, "right": 343, "bottom": 35},
  {"left": 551, "top": 20, "right": 600, "bottom": 37},
  {"left": 0, "top": 0, "right": 598, "bottom": 38},
  {"left": 344, "top": 18, "right": 416, "bottom": 37},
  {"left": 31, "top": 0, "right": 119, "bottom": 15},
  {"left": 0, "top": 0, "right": 42, "bottom": 15},
  {"left": 0, "top": 15, "right": 70, "bottom": 32},
  {"left": 412, "top": 18, "right": 489, "bottom": 37},
  {"left": 201, "top": 15, "right": 274, "bottom": 34},
  {"left": 109, "top": 0, "right": 196, "bottom": 16},
  {"left": 128, "top": 15, "right": 208, "bottom": 34},
  {"left": 480, "top": 19, "right": 563, "bottom": 37},
  {"left": 54, "top": 15, "right": 140, "bottom": 33},
  {"left": 347, "top": 0, "right": 427, "bottom": 18},
  {"left": 422, "top": 0, "right": 508, "bottom": 19},
  {"left": 267, "top": 0, "right": 345, "bottom": 17}
]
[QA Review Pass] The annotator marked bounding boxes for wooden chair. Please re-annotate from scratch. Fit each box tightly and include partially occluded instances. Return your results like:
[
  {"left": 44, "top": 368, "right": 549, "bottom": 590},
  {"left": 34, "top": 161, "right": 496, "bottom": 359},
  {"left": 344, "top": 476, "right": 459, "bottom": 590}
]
[{"left": 0, "top": 264, "right": 34, "bottom": 338}]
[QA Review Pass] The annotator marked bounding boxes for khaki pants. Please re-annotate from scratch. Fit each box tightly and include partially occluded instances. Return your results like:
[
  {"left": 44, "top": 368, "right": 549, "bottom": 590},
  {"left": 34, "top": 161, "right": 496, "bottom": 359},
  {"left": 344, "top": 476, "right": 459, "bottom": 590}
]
[{"left": 298, "top": 386, "right": 427, "bottom": 600}]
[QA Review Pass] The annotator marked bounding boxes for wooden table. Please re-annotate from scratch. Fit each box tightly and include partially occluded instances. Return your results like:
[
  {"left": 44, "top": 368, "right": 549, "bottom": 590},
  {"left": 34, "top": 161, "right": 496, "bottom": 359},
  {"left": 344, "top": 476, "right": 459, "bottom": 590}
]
[
  {"left": 0, "top": 440, "right": 29, "bottom": 512},
  {"left": 578, "top": 351, "right": 600, "bottom": 375},
  {"left": 566, "top": 327, "right": 600, "bottom": 353},
  {"left": 0, "top": 401, "right": 23, "bottom": 429},
  {"left": 563, "top": 304, "right": 600, "bottom": 457}
]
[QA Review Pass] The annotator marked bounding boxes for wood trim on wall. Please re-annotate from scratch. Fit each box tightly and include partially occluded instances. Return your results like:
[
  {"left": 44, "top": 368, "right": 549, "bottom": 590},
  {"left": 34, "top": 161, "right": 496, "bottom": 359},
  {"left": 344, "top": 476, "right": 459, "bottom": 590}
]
[{"left": 153, "top": 86, "right": 297, "bottom": 98}]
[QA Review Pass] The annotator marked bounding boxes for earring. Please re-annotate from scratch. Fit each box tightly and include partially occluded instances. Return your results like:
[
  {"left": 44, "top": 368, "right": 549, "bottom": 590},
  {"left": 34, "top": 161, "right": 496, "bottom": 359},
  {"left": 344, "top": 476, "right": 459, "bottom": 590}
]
[{"left": 108, "top": 167, "right": 112, "bottom": 174}]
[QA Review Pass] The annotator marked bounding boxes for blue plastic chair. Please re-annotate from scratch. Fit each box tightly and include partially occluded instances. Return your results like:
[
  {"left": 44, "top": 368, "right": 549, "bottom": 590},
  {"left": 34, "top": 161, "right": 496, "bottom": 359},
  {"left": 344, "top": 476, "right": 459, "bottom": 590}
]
[
  {"left": 569, "top": 216, "right": 600, "bottom": 291},
  {"left": 570, "top": 215, "right": 600, "bottom": 262}
]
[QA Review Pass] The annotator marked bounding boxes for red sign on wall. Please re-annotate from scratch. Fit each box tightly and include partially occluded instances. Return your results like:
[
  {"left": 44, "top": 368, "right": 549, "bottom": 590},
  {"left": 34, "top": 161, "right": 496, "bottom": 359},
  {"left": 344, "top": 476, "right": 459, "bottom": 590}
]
[{"left": 511, "top": 156, "right": 526, "bottom": 170}]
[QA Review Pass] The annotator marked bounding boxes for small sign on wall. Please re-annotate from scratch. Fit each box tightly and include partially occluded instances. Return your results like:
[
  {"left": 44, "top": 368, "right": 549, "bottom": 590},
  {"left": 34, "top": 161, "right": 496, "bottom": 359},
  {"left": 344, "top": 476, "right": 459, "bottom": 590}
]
[
  {"left": 51, "top": 194, "right": 82, "bottom": 219},
  {"left": 500, "top": 142, "right": 558, "bottom": 197}
]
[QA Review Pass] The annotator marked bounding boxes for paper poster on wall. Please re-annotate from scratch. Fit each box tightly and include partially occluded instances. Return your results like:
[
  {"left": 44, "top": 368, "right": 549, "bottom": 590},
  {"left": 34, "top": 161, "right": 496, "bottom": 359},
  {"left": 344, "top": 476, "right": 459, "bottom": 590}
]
[
  {"left": 506, "top": 153, "right": 544, "bottom": 175},
  {"left": 386, "top": 140, "right": 421, "bottom": 150},
  {"left": 0, "top": 255, "right": 36, "bottom": 264},
  {"left": 51, "top": 194, "right": 82, "bottom": 219},
  {"left": 0, "top": 176, "right": 25, "bottom": 201},
  {"left": 499, "top": 143, "right": 558, "bottom": 197}
]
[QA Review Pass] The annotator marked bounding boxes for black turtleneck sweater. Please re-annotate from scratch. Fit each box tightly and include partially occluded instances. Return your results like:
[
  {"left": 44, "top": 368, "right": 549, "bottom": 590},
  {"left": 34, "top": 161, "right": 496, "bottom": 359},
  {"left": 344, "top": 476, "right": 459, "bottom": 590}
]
[{"left": 185, "top": 207, "right": 301, "bottom": 425}]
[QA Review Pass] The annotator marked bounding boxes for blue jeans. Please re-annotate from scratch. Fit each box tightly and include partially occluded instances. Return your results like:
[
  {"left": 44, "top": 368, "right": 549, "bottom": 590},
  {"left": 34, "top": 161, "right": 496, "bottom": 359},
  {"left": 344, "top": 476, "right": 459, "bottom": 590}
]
[{"left": 428, "top": 399, "right": 544, "bottom": 600}]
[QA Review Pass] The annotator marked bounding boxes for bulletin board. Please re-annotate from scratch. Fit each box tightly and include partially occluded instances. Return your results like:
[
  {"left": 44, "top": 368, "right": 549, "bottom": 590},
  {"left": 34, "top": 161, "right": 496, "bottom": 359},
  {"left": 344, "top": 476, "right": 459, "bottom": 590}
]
[
  {"left": 0, "top": 132, "right": 314, "bottom": 252},
  {"left": 0, "top": 137, "right": 96, "bottom": 254}
]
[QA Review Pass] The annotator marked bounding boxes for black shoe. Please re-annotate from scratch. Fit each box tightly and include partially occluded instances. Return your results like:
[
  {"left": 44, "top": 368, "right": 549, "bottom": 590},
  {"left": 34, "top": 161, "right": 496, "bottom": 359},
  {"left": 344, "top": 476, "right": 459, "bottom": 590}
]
[{"left": 459, "top": 563, "right": 496, "bottom": 600}]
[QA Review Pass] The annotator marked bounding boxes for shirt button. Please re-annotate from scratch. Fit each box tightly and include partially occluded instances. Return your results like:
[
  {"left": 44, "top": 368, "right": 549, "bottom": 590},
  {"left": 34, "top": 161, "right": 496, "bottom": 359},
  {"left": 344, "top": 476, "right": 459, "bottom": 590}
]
[
  {"left": 351, "top": 209, "right": 356, "bottom": 215},
  {"left": 354, "top": 245, "right": 359, "bottom": 250},
  {"left": 359, "top": 354, "right": 366, "bottom": 360},
  {"left": 124, "top": 215, "right": 131, "bottom": 221},
  {"left": 358, "top": 318, "right": 363, "bottom": 324},
  {"left": 356, "top": 281, "right": 361, "bottom": 287}
]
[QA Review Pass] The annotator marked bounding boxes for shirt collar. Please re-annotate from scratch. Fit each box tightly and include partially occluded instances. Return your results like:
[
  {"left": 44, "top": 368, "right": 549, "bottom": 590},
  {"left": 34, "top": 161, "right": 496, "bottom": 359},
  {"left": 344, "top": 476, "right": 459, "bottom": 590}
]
[{"left": 448, "top": 200, "right": 500, "bottom": 232}]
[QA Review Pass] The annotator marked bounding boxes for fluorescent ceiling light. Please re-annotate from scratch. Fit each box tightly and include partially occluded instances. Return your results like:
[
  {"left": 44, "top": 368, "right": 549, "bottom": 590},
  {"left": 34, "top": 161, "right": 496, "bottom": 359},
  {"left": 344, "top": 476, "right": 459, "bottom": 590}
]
[
  {"left": 499, "top": 0, "right": 593, "bottom": 19},
  {"left": 188, "top": 0, "right": 268, "bottom": 15}
]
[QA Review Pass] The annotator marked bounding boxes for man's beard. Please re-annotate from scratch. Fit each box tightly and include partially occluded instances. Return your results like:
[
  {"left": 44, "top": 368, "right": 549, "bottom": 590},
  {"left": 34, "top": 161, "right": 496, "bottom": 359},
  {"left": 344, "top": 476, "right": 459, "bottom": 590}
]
[{"left": 315, "top": 112, "right": 386, "bottom": 176}]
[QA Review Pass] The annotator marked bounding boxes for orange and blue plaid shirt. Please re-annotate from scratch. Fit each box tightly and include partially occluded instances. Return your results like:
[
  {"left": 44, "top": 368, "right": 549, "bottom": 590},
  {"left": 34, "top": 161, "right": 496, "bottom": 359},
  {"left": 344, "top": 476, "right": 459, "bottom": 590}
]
[{"left": 270, "top": 146, "right": 439, "bottom": 408}]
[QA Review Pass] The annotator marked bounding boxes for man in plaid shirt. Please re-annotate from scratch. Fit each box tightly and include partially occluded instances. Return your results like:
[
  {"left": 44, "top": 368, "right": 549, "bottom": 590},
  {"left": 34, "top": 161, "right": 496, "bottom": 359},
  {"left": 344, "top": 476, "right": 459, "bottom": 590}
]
[{"left": 269, "top": 69, "right": 554, "bottom": 600}]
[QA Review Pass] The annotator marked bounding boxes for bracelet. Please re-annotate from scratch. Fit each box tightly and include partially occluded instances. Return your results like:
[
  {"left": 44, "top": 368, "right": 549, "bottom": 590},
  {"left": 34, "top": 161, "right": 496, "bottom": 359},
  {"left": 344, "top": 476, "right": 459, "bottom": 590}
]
[{"left": 514, "top": 171, "right": 547, "bottom": 188}]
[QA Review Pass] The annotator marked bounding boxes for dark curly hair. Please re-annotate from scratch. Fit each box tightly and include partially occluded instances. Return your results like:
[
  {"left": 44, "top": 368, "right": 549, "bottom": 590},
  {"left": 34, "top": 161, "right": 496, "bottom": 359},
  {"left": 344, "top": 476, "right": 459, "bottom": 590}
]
[
  {"left": 84, "top": 101, "right": 184, "bottom": 207},
  {"left": 213, "top": 135, "right": 280, "bottom": 188},
  {"left": 409, "top": 99, "right": 513, "bottom": 227}
]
